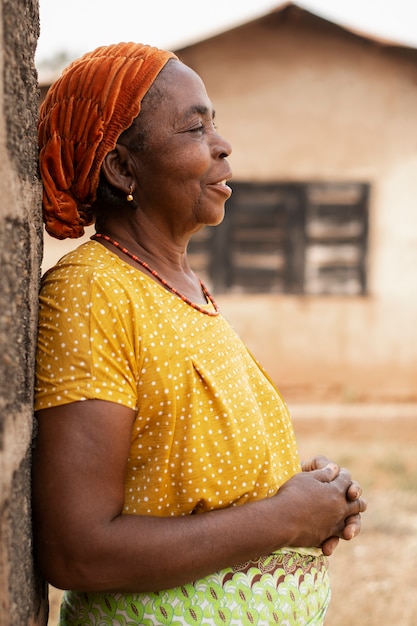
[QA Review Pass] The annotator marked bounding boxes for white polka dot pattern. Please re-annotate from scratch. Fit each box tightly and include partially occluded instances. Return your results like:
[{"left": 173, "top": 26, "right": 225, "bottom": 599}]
[{"left": 35, "top": 241, "right": 301, "bottom": 517}]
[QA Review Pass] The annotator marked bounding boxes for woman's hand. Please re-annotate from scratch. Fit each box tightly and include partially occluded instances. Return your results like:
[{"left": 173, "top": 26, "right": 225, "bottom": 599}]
[
  {"left": 33, "top": 403, "right": 366, "bottom": 593},
  {"left": 267, "top": 457, "right": 366, "bottom": 552},
  {"left": 301, "top": 455, "right": 366, "bottom": 555}
]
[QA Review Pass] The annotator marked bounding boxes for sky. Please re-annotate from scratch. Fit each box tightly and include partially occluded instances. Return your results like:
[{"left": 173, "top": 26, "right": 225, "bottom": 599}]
[{"left": 36, "top": 0, "right": 417, "bottom": 68}]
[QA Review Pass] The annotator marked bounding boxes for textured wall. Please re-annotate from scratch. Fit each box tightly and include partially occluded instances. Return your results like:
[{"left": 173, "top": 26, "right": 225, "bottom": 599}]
[{"left": 0, "top": 0, "right": 47, "bottom": 623}]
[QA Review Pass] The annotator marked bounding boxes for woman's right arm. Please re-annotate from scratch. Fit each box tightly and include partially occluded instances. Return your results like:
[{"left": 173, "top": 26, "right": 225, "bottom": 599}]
[{"left": 32, "top": 399, "right": 365, "bottom": 594}]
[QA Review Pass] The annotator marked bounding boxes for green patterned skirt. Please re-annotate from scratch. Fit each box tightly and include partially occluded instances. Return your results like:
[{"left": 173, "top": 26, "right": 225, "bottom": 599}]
[{"left": 58, "top": 548, "right": 330, "bottom": 625}]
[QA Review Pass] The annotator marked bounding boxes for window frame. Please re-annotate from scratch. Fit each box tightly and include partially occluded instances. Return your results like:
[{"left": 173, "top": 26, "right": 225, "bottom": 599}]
[{"left": 188, "top": 181, "right": 369, "bottom": 296}]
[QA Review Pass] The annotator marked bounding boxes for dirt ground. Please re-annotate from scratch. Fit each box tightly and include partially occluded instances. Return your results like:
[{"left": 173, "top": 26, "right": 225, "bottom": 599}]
[
  {"left": 294, "top": 409, "right": 417, "bottom": 626},
  {"left": 47, "top": 407, "right": 417, "bottom": 625}
]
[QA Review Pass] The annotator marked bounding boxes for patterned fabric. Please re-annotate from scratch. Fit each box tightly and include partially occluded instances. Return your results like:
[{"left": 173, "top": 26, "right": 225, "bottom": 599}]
[
  {"left": 36, "top": 242, "right": 328, "bottom": 624},
  {"left": 35, "top": 241, "right": 301, "bottom": 517},
  {"left": 59, "top": 549, "right": 330, "bottom": 625}
]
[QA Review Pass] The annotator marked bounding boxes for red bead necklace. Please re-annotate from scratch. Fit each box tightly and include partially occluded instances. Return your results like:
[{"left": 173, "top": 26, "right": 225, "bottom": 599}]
[{"left": 92, "top": 233, "right": 220, "bottom": 317}]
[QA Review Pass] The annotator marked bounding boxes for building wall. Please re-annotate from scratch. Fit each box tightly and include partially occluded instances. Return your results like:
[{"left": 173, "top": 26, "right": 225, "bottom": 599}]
[
  {"left": 41, "top": 8, "right": 417, "bottom": 402},
  {"left": 176, "top": 9, "right": 417, "bottom": 402},
  {"left": 0, "top": 0, "right": 47, "bottom": 622}
]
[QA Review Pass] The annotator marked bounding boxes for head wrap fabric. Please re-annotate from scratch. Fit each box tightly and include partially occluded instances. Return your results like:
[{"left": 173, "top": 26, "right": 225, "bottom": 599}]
[{"left": 38, "top": 42, "right": 177, "bottom": 239}]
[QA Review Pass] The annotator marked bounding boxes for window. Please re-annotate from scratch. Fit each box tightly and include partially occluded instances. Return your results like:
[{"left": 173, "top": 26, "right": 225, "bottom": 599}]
[{"left": 188, "top": 182, "right": 369, "bottom": 295}]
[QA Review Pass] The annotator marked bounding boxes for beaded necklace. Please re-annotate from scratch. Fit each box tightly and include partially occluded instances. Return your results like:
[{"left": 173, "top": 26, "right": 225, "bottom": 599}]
[{"left": 92, "top": 233, "right": 220, "bottom": 317}]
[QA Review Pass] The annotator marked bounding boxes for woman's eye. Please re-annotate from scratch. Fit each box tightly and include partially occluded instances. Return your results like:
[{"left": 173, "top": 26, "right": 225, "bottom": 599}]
[{"left": 189, "top": 121, "right": 217, "bottom": 133}]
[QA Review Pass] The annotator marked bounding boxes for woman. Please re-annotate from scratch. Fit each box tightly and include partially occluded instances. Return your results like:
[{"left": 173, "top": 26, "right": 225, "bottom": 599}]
[{"left": 33, "top": 42, "right": 366, "bottom": 625}]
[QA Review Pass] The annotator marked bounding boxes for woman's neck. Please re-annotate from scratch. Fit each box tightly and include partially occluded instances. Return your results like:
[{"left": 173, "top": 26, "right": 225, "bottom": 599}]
[{"left": 94, "top": 221, "right": 207, "bottom": 304}]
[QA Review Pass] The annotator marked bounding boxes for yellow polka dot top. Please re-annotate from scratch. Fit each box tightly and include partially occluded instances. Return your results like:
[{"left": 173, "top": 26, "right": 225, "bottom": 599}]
[{"left": 35, "top": 241, "right": 301, "bottom": 516}]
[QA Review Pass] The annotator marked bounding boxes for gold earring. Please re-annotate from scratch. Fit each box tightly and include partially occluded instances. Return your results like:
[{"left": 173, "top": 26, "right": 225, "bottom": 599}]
[{"left": 127, "top": 185, "right": 134, "bottom": 202}]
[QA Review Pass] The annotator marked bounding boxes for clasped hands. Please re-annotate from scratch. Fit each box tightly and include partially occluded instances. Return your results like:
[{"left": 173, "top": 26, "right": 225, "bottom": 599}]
[{"left": 301, "top": 455, "right": 367, "bottom": 556}]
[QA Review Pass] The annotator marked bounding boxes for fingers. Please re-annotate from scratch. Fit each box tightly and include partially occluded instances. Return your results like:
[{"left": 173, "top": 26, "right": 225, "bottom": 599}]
[
  {"left": 351, "top": 496, "right": 367, "bottom": 516},
  {"left": 301, "top": 456, "right": 332, "bottom": 472},
  {"left": 313, "top": 461, "right": 341, "bottom": 483},
  {"left": 301, "top": 459, "right": 365, "bottom": 506},
  {"left": 347, "top": 482, "right": 367, "bottom": 523},
  {"left": 299, "top": 458, "right": 367, "bottom": 548},
  {"left": 316, "top": 464, "right": 365, "bottom": 509},
  {"left": 306, "top": 463, "right": 355, "bottom": 493},
  {"left": 342, "top": 514, "right": 362, "bottom": 540},
  {"left": 347, "top": 480, "right": 362, "bottom": 501},
  {"left": 321, "top": 481, "right": 367, "bottom": 549},
  {"left": 343, "top": 496, "right": 367, "bottom": 541},
  {"left": 321, "top": 536, "right": 339, "bottom": 556}
]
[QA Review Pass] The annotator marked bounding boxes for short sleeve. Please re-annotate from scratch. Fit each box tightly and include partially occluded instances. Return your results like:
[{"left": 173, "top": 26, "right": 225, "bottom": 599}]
[{"left": 35, "top": 261, "right": 140, "bottom": 411}]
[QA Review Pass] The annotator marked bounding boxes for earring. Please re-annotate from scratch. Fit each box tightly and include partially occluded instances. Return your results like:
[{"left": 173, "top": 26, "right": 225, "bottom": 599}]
[{"left": 126, "top": 185, "right": 134, "bottom": 202}]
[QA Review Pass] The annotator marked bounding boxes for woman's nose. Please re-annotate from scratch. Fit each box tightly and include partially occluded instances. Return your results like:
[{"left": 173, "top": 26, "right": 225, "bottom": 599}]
[{"left": 213, "top": 131, "right": 232, "bottom": 159}]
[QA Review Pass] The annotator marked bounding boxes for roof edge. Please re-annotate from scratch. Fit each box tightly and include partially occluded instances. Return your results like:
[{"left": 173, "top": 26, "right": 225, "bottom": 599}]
[{"left": 270, "top": 2, "right": 417, "bottom": 51}]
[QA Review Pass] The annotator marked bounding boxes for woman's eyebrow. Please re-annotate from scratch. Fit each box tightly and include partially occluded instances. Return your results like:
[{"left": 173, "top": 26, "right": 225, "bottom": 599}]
[{"left": 182, "top": 105, "right": 216, "bottom": 119}]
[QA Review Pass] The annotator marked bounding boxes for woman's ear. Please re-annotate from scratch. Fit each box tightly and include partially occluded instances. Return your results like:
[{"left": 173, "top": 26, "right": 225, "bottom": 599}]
[{"left": 101, "top": 144, "right": 134, "bottom": 194}]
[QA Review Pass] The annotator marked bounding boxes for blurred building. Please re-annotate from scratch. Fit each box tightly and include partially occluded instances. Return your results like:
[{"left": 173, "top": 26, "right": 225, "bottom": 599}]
[{"left": 39, "top": 3, "right": 417, "bottom": 403}]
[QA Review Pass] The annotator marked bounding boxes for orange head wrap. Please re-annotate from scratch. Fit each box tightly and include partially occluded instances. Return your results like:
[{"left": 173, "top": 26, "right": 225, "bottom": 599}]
[{"left": 38, "top": 42, "right": 177, "bottom": 239}]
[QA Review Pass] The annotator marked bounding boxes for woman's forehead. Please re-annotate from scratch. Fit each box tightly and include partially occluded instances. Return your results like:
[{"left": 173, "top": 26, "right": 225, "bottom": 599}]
[
  {"left": 155, "top": 60, "right": 205, "bottom": 94},
  {"left": 151, "top": 61, "right": 212, "bottom": 115}
]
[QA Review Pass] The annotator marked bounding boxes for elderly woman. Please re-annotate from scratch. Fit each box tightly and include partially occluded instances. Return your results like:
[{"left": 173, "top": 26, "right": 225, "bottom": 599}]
[{"left": 33, "top": 43, "right": 366, "bottom": 625}]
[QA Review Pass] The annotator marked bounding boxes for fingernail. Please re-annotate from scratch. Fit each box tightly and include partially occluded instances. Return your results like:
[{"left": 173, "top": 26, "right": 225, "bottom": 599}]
[{"left": 326, "top": 462, "right": 338, "bottom": 471}]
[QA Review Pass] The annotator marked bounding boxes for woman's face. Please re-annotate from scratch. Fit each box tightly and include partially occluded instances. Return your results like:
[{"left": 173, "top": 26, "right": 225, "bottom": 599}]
[{"left": 128, "top": 61, "right": 232, "bottom": 240}]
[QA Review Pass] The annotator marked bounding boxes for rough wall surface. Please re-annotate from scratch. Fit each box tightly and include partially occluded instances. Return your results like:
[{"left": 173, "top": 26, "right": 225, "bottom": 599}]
[{"left": 0, "top": 0, "right": 47, "bottom": 623}]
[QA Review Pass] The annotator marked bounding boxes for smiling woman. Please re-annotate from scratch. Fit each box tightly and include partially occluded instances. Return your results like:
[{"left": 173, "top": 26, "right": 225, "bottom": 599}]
[
  {"left": 32, "top": 42, "right": 366, "bottom": 625},
  {"left": 103, "top": 62, "right": 233, "bottom": 244}
]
